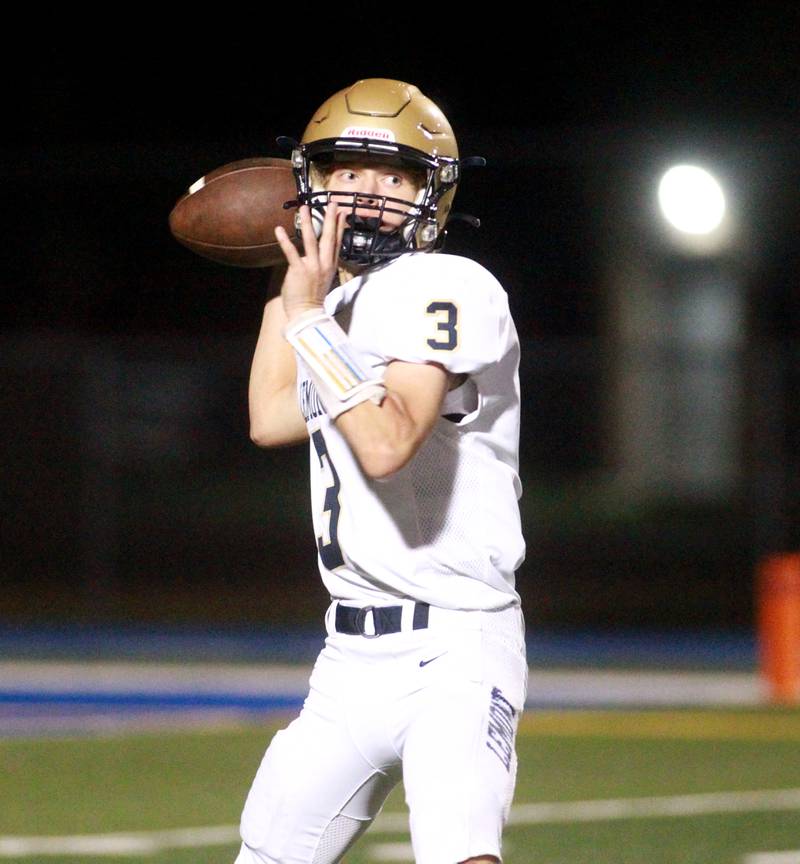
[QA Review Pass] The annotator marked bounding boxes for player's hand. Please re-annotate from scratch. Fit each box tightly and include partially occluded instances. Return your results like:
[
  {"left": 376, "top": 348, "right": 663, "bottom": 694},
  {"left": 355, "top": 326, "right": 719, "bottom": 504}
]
[{"left": 274, "top": 203, "right": 347, "bottom": 322}]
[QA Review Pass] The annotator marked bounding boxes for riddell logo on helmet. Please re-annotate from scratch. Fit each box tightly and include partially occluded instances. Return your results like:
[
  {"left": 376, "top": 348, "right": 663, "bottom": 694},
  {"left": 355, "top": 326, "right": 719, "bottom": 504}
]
[{"left": 340, "top": 126, "right": 397, "bottom": 142}]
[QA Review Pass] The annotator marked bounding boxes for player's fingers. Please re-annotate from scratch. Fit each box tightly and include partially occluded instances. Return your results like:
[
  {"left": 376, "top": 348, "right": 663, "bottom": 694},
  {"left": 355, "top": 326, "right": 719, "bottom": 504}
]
[
  {"left": 333, "top": 208, "right": 347, "bottom": 268},
  {"left": 274, "top": 226, "right": 302, "bottom": 266},
  {"left": 297, "top": 205, "right": 319, "bottom": 264},
  {"left": 318, "top": 200, "right": 339, "bottom": 261}
]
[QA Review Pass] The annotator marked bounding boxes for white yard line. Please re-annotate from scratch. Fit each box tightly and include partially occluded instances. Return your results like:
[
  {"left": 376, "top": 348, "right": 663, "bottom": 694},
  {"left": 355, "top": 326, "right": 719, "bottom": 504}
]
[
  {"left": 527, "top": 669, "right": 764, "bottom": 706},
  {"left": 371, "top": 787, "right": 800, "bottom": 832},
  {"left": 744, "top": 854, "right": 800, "bottom": 864},
  {"left": 0, "top": 661, "right": 314, "bottom": 695},
  {"left": 507, "top": 787, "right": 800, "bottom": 825},
  {"left": 369, "top": 841, "right": 415, "bottom": 861},
  {"left": 0, "top": 826, "right": 240, "bottom": 857},
  {"left": 3, "top": 788, "right": 800, "bottom": 857},
  {"left": 0, "top": 661, "right": 765, "bottom": 707}
]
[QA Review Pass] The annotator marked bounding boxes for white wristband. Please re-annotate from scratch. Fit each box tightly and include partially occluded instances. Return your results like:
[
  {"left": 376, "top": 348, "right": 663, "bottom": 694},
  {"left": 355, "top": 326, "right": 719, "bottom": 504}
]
[{"left": 284, "top": 309, "right": 386, "bottom": 420}]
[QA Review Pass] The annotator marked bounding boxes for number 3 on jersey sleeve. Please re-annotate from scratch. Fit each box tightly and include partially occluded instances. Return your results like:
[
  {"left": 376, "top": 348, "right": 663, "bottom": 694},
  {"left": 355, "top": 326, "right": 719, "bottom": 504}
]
[
  {"left": 426, "top": 301, "right": 458, "bottom": 350},
  {"left": 311, "top": 429, "right": 345, "bottom": 569}
]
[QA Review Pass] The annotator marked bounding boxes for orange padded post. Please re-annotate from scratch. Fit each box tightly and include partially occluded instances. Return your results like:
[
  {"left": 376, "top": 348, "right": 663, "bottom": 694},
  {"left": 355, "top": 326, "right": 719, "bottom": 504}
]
[{"left": 757, "top": 553, "right": 800, "bottom": 704}]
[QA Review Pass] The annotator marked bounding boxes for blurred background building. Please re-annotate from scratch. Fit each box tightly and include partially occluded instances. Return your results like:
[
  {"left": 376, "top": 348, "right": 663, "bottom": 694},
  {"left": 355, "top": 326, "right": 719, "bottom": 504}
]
[{"left": 2, "top": 8, "right": 799, "bottom": 641}]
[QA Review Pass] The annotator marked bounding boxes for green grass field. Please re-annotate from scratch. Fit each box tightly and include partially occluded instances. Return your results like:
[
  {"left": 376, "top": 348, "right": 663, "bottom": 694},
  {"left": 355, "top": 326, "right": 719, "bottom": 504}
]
[{"left": 3, "top": 709, "right": 800, "bottom": 863}]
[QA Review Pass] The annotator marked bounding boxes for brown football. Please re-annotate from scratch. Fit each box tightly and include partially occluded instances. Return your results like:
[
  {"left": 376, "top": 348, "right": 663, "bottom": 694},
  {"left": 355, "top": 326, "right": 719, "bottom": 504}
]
[{"left": 169, "top": 157, "right": 298, "bottom": 267}]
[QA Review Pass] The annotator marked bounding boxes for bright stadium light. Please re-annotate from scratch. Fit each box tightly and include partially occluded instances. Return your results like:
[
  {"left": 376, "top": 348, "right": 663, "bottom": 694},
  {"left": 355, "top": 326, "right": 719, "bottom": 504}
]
[{"left": 658, "top": 164, "right": 726, "bottom": 235}]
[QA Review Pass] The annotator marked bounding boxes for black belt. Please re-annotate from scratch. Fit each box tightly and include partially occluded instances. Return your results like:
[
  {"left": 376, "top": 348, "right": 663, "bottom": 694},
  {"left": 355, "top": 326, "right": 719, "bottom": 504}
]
[{"left": 335, "top": 602, "right": 430, "bottom": 636}]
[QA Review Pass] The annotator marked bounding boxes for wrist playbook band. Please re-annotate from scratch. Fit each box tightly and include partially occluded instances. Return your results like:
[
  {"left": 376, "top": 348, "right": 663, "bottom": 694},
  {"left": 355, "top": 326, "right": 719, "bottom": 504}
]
[{"left": 284, "top": 309, "right": 386, "bottom": 420}]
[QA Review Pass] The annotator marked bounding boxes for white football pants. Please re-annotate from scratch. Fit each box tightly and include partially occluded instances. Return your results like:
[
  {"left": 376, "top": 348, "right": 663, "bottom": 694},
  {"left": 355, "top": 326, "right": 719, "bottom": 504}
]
[{"left": 235, "top": 603, "right": 527, "bottom": 864}]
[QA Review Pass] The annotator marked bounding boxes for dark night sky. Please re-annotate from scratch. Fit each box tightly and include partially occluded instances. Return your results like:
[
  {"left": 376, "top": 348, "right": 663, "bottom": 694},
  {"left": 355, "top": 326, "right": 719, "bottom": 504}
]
[
  {"left": 22, "top": 7, "right": 800, "bottom": 140},
  {"left": 3, "top": 6, "right": 800, "bottom": 627},
  {"left": 7, "top": 5, "right": 800, "bottom": 337}
]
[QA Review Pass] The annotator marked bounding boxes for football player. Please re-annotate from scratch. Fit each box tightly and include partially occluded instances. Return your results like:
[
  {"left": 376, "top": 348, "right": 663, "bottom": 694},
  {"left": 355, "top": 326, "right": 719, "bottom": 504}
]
[{"left": 238, "top": 78, "right": 527, "bottom": 864}]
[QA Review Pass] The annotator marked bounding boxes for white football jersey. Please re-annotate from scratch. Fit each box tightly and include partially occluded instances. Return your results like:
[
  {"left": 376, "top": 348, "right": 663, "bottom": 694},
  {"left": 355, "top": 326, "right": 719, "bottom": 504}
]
[{"left": 296, "top": 252, "right": 525, "bottom": 611}]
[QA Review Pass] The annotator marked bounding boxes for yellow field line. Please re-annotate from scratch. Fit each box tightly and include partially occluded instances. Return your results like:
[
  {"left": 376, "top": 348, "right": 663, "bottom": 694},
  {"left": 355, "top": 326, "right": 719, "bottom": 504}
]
[{"left": 519, "top": 709, "right": 800, "bottom": 740}]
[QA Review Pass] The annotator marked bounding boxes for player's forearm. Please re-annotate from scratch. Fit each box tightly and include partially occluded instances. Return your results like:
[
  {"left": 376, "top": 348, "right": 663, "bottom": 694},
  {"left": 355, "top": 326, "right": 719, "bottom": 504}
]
[
  {"left": 248, "top": 298, "right": 308, "bottom": 447},
  {"left": 334, "top": 362, "right": 449, "bottom": 479},
  {"left": 334, "top": 391, "right": 423, "bottom": 479}
]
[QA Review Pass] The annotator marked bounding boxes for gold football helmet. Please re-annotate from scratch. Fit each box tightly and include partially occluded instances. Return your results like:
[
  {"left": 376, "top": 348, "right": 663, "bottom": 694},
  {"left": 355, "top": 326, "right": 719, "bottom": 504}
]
[{"left": 284, "top": 79, "right": 482, "bottom": 266}]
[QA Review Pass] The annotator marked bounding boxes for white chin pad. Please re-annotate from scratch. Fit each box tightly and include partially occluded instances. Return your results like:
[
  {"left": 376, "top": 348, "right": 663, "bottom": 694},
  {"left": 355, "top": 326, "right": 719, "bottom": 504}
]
[
  {"left": 296, "top": 206, "right": 325, "bottom": 239},
  {"left": 311, "top": 207, "right": 324, "bottom": 238}
]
